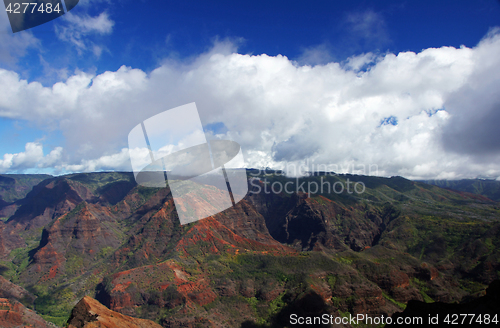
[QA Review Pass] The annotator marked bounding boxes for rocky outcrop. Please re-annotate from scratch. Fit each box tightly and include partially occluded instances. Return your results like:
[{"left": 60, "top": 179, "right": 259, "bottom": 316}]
[
  {"left": 67, "top": 296, "right": 162, "bottom": 328},
  {"left": 0, "top": 276, "right": 35, "bottom": 304},
  {"left": 0, "top": 298, "right": 52, "bottom": 328}
]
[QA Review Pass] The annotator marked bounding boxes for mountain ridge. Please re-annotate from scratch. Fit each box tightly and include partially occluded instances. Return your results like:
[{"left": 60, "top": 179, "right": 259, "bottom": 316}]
[{"left": 0, "top": 171, "right": 498, "bottom": 327}]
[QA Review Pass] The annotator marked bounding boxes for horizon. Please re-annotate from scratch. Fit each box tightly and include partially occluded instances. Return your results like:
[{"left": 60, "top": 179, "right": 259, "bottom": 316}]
[{"left": 2, "top": 168, "right": 500, "bottom": 182}]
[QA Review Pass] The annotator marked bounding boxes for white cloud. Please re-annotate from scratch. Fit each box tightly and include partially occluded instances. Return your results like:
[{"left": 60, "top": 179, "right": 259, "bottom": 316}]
[
  {"left": 0, "top": 143, "right": 62, "bottom": 173},
  {"left": 345, "top": 10, "right": 388, "bottom": 40},
  {"left": 0, "top": 9, "right": 40, "bottom": 66},
  {"left": 92, "top": 44, "right": 103, "bottom": 57},
  {"left": 61, "top": 148, "right": 130, "bottom": 173},
  {"left": 55, "top": 12, "right": 114, "bottom": 54},
  {"left": 0, "top": 30, "right": 500, "bottom": 179},
  {"left": 296, "top": 44, "right": 334, "bottom": 66},
  {"left": 344, "top": 52, "right": 377, "bottom": 72},
  {"left": 62, "top": 12, "right": 113, "bottom": 34},
  {"left": 441, "top": 27, "right": 500, "bottom": 156},
  {"left": 342, "top": 10, "right": 391, "bottom": 52},
  {"left": 77, "top": 0, "right": 111, "bottom": 8}
]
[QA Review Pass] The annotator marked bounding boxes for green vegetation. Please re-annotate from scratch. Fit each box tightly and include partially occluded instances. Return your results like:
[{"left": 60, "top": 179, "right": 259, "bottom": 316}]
[
  {"left": 40, "top": 314, "right": 68, "bottom": 326},
  {"left": 421, "top": 179, "right": 500, "bottom": 202},
  {"left": 98, "top": 246, "right": 115, "bottom": 259},
  {"left": 65, "top": 172, "right": 134, "bottom": 193},
  {"left": 0, "top": 171, "right": 499, "bottom": 327},
  {"left": 411, "top": 278, "right": 434, "bottom": 303},
  {"left": 34, "top": 290, "right": 73, "bottom": 326},
  {"left": 0, "top": 174, "right": 52, "bottom": 203},
  {"left": 383, "top": 292, "right": 407, "bottom": 309},
  {"left": 65, "top": 256, "right": 85, "bottom": 276},
  {"left": 2, "top": 247, "right": 33, "bottom": 282},
  {"left": 58, "top": 201, "right": 86, "bottom": 225}
]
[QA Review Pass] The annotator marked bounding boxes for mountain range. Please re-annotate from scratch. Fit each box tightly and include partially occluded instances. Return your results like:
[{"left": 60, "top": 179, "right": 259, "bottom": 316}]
[{"left": 0, "top": 171, "right": 499, "bottom": 327}]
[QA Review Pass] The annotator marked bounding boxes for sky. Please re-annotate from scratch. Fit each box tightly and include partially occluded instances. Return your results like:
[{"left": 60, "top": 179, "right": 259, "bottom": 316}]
[{"left": 0, "top": 0, "right": 500, "bottom": 180}]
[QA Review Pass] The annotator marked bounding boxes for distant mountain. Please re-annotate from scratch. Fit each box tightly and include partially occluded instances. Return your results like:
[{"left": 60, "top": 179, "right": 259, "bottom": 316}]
[
  {"left": 418, "top": 179, "right": 500, "bottom": 202},
  {"left": 0, "top": 174, "right": 53, "bottom": 221},
  {"left": 0, "top": 174, "right": 52, "bottom": 204},
  {"left": 0, "top": 171, "right": 498, "bottom": 327}
]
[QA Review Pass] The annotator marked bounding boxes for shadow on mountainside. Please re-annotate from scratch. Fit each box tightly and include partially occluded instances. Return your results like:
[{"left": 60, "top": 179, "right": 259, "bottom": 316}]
[
  {"left": 387, "top": 280, "right": 500, "bottom": 327},
  {"left": 241, "top": 291, "right": 332, "bottom": 328}
]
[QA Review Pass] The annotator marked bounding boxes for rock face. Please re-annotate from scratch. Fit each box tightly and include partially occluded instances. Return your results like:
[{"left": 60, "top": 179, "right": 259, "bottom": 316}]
[
  {"left": 23, "top": 201, "right": 123, "bottom": 282},
  {"left": 1, "top": 177, "right": 96, "bottom": 260},
  {"left": 9, "top": 178, "right": 92, "bottom": 228},
  {"left": 0, "top": 276, "right": 35, "bottom": 303},
  {"left": 0, "top": 298, "right": 52, "bottom": 328},
  {"left": 97, "top": 209, "right": 296, "bottom": 317},
  {"left": 0, "top": 172, "right": 499, "bottom": 327},
  {"left": 0, "top": 220, "right": 25, "bottom": 259},
  {"left": 247, "top": 183, "right": 395, "bottom": 251},
  {"left": 67, "top": 296, "right": 162, "bottom": 328}
]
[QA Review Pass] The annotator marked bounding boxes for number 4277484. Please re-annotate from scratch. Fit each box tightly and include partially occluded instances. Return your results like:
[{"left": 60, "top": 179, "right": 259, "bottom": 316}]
[
  {"left": 5, "top": 2, "right": 62, "bottom": 14},
  {"left": 444, "top": 314, "right": 498, "bottom": 325}
]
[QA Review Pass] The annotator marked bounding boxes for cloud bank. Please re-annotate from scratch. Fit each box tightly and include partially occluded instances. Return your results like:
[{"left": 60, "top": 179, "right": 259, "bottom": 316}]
[
  {"left": 0, "top": 143, "right": 62, "bottom": 172},
  {"left": 1, "top": 30, "right": 500, "bottom": 179}
]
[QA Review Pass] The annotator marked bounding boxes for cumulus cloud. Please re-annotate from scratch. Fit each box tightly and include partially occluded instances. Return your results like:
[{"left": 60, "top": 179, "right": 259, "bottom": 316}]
[
  {"left": 441, "top": 28, "right": 500, "bottom": 156},
  {"left": 61, "top": 148, "right": 130, "bottom": 173},
  {"left": 0, "top": 142, "right": 62, "bottom": 173},
  {"left": 0, "top": 31, "right": 500, "bottom": 179}
]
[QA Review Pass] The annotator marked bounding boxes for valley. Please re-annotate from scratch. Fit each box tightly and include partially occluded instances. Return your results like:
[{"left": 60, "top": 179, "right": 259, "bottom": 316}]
[{"left": 0, "top": 171, "right": 499, "bottom": 327}]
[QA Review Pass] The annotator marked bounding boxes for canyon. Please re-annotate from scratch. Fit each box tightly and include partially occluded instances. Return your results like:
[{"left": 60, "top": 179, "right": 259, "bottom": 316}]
[{"left": 0, "top": 171, "right": 498, "bottom": 327}]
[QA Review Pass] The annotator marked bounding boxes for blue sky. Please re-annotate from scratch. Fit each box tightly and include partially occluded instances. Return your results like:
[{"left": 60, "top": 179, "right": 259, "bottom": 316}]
[
  {"left": 1, "top": 0, "right": 500, "bottom": 179},
  {"left": 16, "top": 0, "right": 500, "bottom": 77}
]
